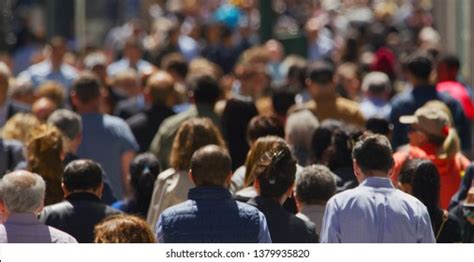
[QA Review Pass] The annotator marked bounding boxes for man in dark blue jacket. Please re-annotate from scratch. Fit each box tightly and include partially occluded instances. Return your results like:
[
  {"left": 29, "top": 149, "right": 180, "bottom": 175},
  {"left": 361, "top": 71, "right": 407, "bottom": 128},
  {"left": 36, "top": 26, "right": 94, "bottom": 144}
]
[
  {"left": 156, "top": 145, "right": 271, "bottom": 243},
  {"left": 390, "top": 52, "right": 470, "bottom": 152}
]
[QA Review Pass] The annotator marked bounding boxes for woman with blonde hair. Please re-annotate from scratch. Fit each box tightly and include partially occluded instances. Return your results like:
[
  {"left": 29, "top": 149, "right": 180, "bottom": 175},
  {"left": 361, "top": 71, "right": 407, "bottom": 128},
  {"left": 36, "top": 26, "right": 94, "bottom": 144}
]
[
  {"left": 26, "top": 124, "right": 64, "bottom": 205},
  {"left": 234, "top": 136, "right": 287, "bottom": 202},
  {"left": 94, "top": 214, "right": 155, "bottom": 243},
  {"left": 146, "top": 117, "right": 226, "bottom": 228},
  {"left": 1, "top": 113, "right": 41, "bottom": 144}
]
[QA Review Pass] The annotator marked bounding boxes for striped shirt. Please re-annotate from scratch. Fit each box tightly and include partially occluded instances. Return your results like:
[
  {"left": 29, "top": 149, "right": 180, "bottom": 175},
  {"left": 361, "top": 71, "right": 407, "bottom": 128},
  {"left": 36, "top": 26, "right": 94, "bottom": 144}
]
[{"left": 320, "top": 177, "right": 435, "bottom": 243}]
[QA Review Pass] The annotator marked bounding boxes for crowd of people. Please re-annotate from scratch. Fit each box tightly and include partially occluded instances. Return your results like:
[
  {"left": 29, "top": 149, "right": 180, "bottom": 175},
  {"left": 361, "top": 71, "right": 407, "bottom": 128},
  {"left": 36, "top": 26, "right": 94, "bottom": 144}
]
[{"left": 0, "top": 0, "right": 473, "bottom": 243}]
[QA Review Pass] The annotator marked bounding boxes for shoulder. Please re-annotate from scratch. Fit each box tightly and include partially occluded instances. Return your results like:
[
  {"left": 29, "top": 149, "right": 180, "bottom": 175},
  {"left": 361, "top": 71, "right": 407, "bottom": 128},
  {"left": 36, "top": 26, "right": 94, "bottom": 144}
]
[
  {"left": 157, "top": 168, "right": 180, "bottom": 181},
  {"left": 48, "top": 226, "right": 77, "bottom": 243},
  {"left": 160, "top": 200, "right": 195, "bottom": 219},
  {"left": 40, "top": 201, "right": 74, "bottom": 219}
]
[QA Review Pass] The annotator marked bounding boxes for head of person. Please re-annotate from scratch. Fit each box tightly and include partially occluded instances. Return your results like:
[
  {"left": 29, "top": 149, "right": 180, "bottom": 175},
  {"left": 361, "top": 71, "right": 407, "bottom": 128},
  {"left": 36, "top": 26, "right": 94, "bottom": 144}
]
[
  {"left": 247, "top": 115, "right": 285, "bottom": 145},
  {"left": 187, "top": 73, "right": 221, "bottom": 106},
  {"left": 366, "top": 117, "right": 393, "bottom": 139},
  {"left": 312, "top": 120, "right": 357, "bottom": 171},
  {"left": 170, "top": 118, "right": 226, "bottom": 171},
  {"left": 0, "top": 171, "right": 46, "bottom": 217},
  {"left": 352, "top": 134, "right": 394, "bottom": 182},
  {"left": 144, "top": 71, "right": 175, "bottom": 108},
  {"left": 113, "top": 69, "right": 141, "bottom": 98},
  {"left": 9, "top": 78, "right": 35, "bottom": 105},
  {"left": 403, "top": 51, "right": 433, "bottom": 86},
  {"left": 47, "top": 36, "right": 67, "bottom": 68},
  {"left": 189, "top": 145, "right": 232, "bottom": 187},
  {"left": 244, "top": 136, "right": 287, "bottom": 187},
  {"left": 62, "top": 160, "right": 104, "bottom": 198},
  {"left": 235, "top": 46, "right": 270, "bottom": 98},
  {"left": 252, "top": 143, "right": 297, "bottom": 204},
  {"left": 123, "top": 37, "right": 143, "bottom": 64},
  {"left": 32, "top": 97, "right": 58, "bottom": 122},
  {"left": 271, "top": 85, "right": 297, "bottom": 119},
  {"left": 410, "top": 160, "right": 440, "bottom": 215},
  {"left": 71, "top": 72, "right": 102, "bottom": 113},
  {"left": 285, "top": 110, "right": 319, "bottom": 166},
  {"left": 437, "top": 54, "right": 460, "bottom": 82},
  {"left": 306, "top": 60, "right": 335, "bottom": 99},
  {"left": 361, "top": 71, "right": 391, "bottom": 100},
  {"left": 335, "top": 62, "right": 362, "bottom": 100},
  {"left": 265, "top": 39, "right": 284, "bottom": 63},
  {"left": 400, "top": 103, "right": 459, "bottom": 157},
  {"left": 47, "top": 109, "right": 82, "bottom": 154},
  {"left": 84, "top": 51, "right": 108, "bottom": 84},
  {"left": 397, "top": 158, "right": 424, "bottom": 194},
  {"left": 295, "top": 165, "right": 337, "bottom": 209},
  {"left": 283, "top": 55, "right": 307, "bottom": 90},
  {"left": 161, "top": 53, "right": 188, "bottom": 83},
  {"left": 94, "top": 214, "right": 155, "bottom": 243},
  {"left": 0, "top": 61, "right": 11, "bottom": 105},
  {"left": 35, "top": 80, "right": 66, "bottom": 108},
  {"left": 129, "top": 153, "right": 160, "bottom": 214},
  {"left": 1, "top": 113, "right": 41, "bottom": 144}
]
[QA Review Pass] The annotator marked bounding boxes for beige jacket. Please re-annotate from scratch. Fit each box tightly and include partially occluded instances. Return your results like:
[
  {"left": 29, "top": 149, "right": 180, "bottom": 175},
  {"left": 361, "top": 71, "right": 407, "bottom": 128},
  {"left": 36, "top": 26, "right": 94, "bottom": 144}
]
[{"left": 146, "top": 168, "right": 194, "bottom": 230}]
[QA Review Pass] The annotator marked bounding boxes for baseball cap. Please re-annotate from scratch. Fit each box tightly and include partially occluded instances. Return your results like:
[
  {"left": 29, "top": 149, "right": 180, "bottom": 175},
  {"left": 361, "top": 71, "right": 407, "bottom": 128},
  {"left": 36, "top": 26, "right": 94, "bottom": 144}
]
[{"left": 399, "top": 105, "right": 451, "bottom": 138}]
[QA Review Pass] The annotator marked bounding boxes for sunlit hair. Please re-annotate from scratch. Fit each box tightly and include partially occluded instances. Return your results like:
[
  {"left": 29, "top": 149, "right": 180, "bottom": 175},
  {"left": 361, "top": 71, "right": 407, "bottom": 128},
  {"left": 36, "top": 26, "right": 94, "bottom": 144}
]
[
  {"left": 169, "top": 118, "right": 226, "bottom": 171},
  {"left": 1, "top": 113, "right": 41, "bottom": 144},
  {"left": 26, "top": 124, "right": 64, "bottom": 205},
  {"left": 94, "top": 214, "right": 156, "bottom": 243},
  {"left": 35, "top": 80, "right": 66, "bottom": 108},
  {"left": 244, "top": 136, "right": 286, "bottom": 187}
]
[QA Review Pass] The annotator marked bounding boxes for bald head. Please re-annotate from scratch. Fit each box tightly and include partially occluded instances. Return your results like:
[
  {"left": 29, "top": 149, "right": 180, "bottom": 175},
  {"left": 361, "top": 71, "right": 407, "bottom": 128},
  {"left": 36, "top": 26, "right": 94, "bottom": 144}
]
[
  {"left": 0, "top": 171, "right": 45, "bottom": 213},
  {"left": 145, "top": 71, "right": 175, "bottom": 106},
  {"left": 190, "top": 145, "right": 232, "bottom": 187}
]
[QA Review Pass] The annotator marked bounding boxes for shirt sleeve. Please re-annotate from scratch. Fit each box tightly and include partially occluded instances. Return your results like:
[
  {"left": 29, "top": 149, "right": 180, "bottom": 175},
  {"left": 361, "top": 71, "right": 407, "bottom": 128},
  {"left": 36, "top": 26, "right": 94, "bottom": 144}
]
[
  {"left": 117, "top": 120, "right": 140, "bottom": 154},
  {"left": 319, "top": 197, "right": 341, "bottom": 243},
  {"left": 417, "top": 204, "right": 436, "bottom": 243},
  {"left": 257, "top": 212, "right": 272, "bottom": 243}
]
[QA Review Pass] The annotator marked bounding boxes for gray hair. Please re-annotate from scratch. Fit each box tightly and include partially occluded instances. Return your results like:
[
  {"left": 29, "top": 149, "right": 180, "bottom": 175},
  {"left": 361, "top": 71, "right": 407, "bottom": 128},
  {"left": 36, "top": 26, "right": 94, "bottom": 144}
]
[
  {"left": 0, "top": 171, "right": 46, "bottom": 213},
  {"left": 285, "top": 110, "right": 319, "bottom": 166},
  {"left": 47, "top": 109, "right": 82, "bottom": 140},
  {"left": 295, "top": 164, "right": 336, "bottom": 204},
  {"left": 361, "top": 71, "right": 391, "bottom": 95}
]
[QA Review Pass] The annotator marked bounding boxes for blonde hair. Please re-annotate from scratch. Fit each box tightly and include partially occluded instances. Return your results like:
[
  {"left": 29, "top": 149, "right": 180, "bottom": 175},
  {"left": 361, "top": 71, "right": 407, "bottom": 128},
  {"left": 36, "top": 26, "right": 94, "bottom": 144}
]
[
  {"left": 244, "top": 136, "right": 287, "bottom": 187},
  {"left": 94, "top": 214, "right": 156, "bottom": 243},
  {"left": 2, "top": 113, "right": 41, "bottom": 143},
  {"left": 26, "top": 124, "right": 64, "bottom": 205},
  {"left": 35, "top": 80, "right": 66, "bottom": 108}
]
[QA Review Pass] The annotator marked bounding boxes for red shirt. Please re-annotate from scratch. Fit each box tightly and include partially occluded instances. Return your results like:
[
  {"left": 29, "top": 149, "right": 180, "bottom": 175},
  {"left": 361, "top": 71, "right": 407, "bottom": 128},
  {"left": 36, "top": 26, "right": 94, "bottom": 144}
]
[{"left": 437, "top": 81, "right": 474, "bottom": 119}]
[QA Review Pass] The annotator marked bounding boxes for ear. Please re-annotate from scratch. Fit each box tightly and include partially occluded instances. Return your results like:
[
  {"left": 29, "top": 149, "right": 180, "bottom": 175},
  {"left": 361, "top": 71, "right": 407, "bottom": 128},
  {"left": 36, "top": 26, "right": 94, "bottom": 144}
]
[
  {"left": 188, "top": 170, "right": 196, "bottom": 186},
  {"left": 96, "top": 182, "right": 104, "bottom": 198},
  {"left": 61, "top": 182, "right": 69, "bottom": 197},
  {"left": 224, "top": 171, "right": 233, "bottom": 187},
  {"left": 353, "top": 160, "right": 363, "bottom": 183}
]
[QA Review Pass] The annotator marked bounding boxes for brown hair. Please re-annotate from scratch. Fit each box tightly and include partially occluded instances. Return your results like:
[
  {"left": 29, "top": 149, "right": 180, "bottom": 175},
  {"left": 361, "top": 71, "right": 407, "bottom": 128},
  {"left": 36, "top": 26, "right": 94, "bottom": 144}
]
[
  {"left": 170, "top": 118, "right": 226, "bottom": 171},
  {"left": 26, "top": 124, "right": 64, "bottom": 205},
  {"left": 1, "top": 113, "right": 41, "bottom": 144},
  {"left": 35, "top": 80, "right": 66, "bottom": 108},
  {"left": 244, "top": 136, "right": 287, "bottom": 187},
  {"left": 190, "top": 145, "right": 231, "bottom": 186},
  {"left": 94, "top": 214, "right": 156, "bottom": 243}
]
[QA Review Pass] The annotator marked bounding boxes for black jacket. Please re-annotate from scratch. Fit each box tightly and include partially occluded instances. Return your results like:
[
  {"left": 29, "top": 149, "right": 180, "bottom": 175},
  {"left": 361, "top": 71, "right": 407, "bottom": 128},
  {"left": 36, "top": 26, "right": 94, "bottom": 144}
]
[
  {"left": 39, "top": 192, "right": 122, "bottom": 243},
  {"left": 247, "top": 196, "right": 319, "bottom": 243},
  {"left": 6, "top": 101, "right": 30, "bottom": 120},
  {"left": 126, "top": 104, "right": 175, "bottom": 152}
]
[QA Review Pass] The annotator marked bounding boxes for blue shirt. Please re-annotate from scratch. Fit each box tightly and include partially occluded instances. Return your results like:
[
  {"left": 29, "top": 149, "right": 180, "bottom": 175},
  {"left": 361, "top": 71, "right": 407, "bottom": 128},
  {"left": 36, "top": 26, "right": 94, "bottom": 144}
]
[
  {"left": 107, "top": 58, "right": 153, "bottom": 77},
  {"left": 77, "top": 113, "right": 139, "bottom": 199},
  {"left": 18, "top": 60, "right": 78, "bottom": 89},
  {"left": 320, "top": 177, "right": 435, "bottom": 243}
]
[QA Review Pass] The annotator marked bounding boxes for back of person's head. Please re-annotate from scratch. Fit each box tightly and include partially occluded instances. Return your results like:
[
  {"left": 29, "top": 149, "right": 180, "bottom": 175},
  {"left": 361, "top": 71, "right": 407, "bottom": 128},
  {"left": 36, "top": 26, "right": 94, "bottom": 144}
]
[
  {"left": 170, "top": 118, "right": 226, "bottom": 171},
  {"left": 47, "top": 109, "right": 82, "bottom": 141},
  {"left": 63, "top": 160, "right": 103, "bottom": 193},
  {"left": 161, "top": 53, "right": 188, "bottom": 80},
  {"left": 253, "top": 143, "right": 297, "bottom": 199},
  {"left": 352, "top": 134, "right": 394, "bottom": 175},
  {"left": 187, "top": 73, "right": 220, "bottom": 105},
  {"left": 306, "top": 60, "right": 334, "bottom": 86},
  {"left": 247, "top": 115, "right": 285, "bottom": 144},
  {"left": 403, "top": 51, "right": 433, "bottom": 81},
  {"left": 285, "top": 110, "right": 319, "bottom": 166},
  {"left": 190, "top": 145, "right": 232, "bottom": 187},
  {"left": 411, "top": 160, "right": 440, "bottom": 213},
  {"left": 271, "top": 85, "right": 297, "bottom": 116},
  {"left": 438, "top": 54, "right": 460, "bottom": 71},
  {"left": 398, "top": 158, "right": 424, "bottom": 194},
  {"left": 72, "top": 72, "right": 101, "bottom": 104},
  {"left": 94, "top": 214, "right": 155, "bottom": 243},
  {"left": 245, "top": 136, "right": 287, "bottom": 187},
  {"left": 35, "top": 81, "right": 66, "bottom": 108},
  {"left": 0, "top": 171, "right": 45, "bottom": 213},
  {"left": 295, "top": 165, "right": 336, "bottom": 205},
  {"left": 129, "top": 153, "right": 160, "bottom": 214},
  {"left": 361, "top": 71, "right": 391, "bottom": 96},
  {"left": 365, "top": 118, "right": 393, "bottom": 137},
  {"left": 1, "top": 113, "right": 41, "bottom": 144},
  {"left": 146, "top": 71, "right": 175, "bottom": 106},
  {"left": 27, "top": 124, "right": 63, "bottom": 172}
]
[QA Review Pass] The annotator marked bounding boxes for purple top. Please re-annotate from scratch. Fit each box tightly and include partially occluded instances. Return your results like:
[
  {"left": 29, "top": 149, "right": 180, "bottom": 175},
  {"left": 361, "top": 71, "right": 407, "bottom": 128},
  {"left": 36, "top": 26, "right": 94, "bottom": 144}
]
[{"left": 0, "top": 213, "right": 77, "bottom": 243}]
